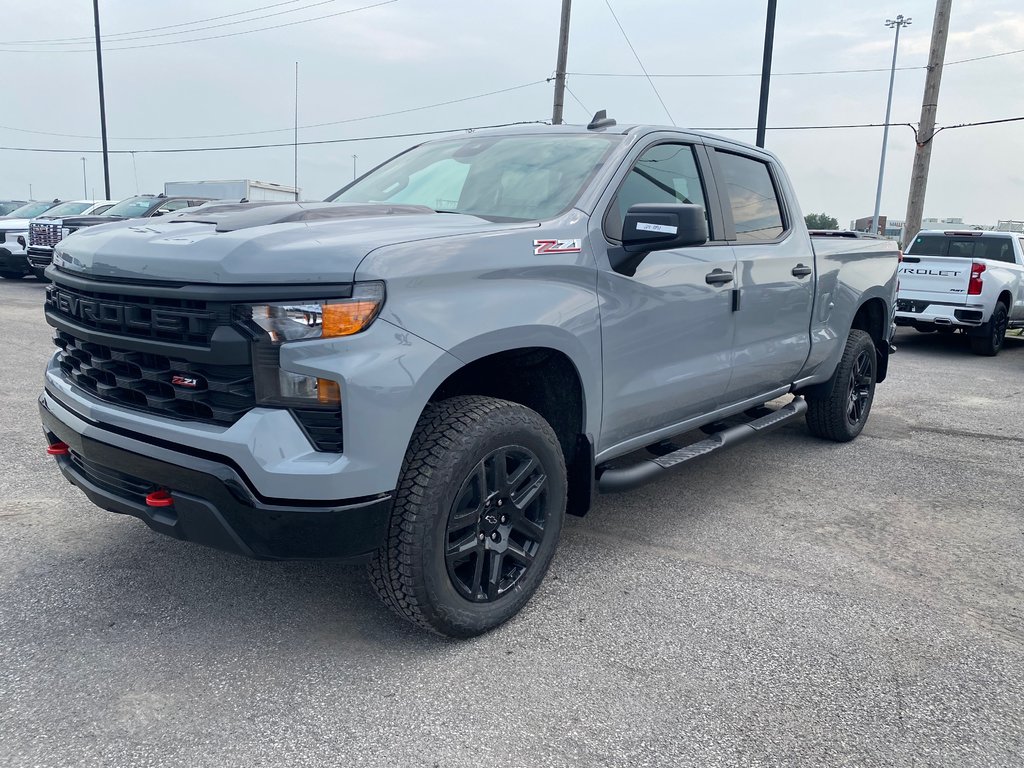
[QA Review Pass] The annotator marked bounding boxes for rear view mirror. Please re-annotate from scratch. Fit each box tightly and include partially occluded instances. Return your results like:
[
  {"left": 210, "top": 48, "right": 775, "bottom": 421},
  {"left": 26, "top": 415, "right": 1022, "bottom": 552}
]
[{"left": 610, "top": 203, "right": 709, "bottom": 276}]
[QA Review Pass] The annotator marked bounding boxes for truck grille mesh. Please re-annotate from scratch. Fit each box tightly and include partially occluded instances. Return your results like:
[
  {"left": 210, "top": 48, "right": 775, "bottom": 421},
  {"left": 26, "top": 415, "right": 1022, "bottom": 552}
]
[
  {"left": 29, "top": 222, "right": 61, "bottom": 248},
  {"left": 54, "top": 330, "right": 255, "bottom": 424}
]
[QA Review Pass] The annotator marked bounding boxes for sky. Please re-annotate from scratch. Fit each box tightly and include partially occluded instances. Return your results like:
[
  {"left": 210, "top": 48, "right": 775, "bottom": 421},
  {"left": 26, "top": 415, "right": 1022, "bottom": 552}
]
[{"left": 1, "top": 0, "right": 1022, "bottom": 228}]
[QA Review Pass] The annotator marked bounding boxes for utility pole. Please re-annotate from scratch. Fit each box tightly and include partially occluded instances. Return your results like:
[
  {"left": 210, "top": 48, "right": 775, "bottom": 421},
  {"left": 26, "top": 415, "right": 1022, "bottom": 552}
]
[
  {"left": 871, "top": 14, "right": 911, "bottom": 237},
  {"left": 92, "top": 0, "right": 111, "bottom": 198},
  {"left": 755, "top": 0, "right": 778, "bottom": 148},
  {"left": 294, "top": 62, "right": 299, "bottom": 198},
  {"left": 81, "top": 157, "right": 88, "bottom": 198},
  {"left": 551, "top": 0, "right": 572, "bottom": 125},
  {"left": 904, "top": 0, "right": 952, "bottom": 245}
]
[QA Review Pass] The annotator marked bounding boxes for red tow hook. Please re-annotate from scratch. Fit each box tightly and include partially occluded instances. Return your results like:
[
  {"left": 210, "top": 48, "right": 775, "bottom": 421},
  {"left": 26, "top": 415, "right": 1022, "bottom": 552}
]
[
  {"left": 46, "top": 442, "right": 70, "bottom": 456},
  {"left": 145, "top": 489, "right": 174, "bottom": 508}
]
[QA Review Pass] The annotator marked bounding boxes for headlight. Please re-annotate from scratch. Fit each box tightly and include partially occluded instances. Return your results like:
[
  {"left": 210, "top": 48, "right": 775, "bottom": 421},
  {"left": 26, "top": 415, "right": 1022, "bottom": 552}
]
[
  {"left": 241, "top": 281, "right": 385, "bottom": 344},
  {"left": 238, "top": 281, "right": 385, "bottom": 411}
]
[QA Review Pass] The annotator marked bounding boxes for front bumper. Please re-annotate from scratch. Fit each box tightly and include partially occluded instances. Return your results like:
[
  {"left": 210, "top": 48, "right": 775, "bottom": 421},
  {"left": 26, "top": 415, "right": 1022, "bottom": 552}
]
[
  {"left": 0, "top": 246, "right": 29, "bottom": 275},
  {"left": 40, "top": 392, "right": 393, "bottom": 560}
]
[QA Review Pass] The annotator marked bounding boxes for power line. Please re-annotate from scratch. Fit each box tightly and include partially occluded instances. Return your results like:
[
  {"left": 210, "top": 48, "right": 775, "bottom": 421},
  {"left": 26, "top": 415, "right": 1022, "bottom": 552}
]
[
  {"left": 14, "top": 0, "right": 343, "bottom": 47},
  {"left": 0, "top": 0, "right": 397, "bottom": 53},
  {"left": 566, "top": 46, "right": 1024, "bottom": 79},
  {"left": 563, "top": 84, "right": 591, "bottom": 119},
  {"left": 602, "top": 0, "right": 674, "bottom": 125},
  {"left": 0, "top": 80, "right": 547, "bottom": 141},
  {"left": 4, "top": 116, "right": 1019, "bottom": 157},
  {"left": 0, "top": 0, "right": 316, "bottom": 45},
  {"left": 0, "top": 121, "right": 549, "bottom": 154}
]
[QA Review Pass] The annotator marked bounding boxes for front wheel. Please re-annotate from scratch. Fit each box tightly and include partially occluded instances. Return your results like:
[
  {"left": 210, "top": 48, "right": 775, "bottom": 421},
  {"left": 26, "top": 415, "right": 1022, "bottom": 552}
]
[
  {"left": 969, "top": 303, "right": 1008, "bottom": 356},
  {"left": 369, "top": 396, "right": 566, "bottom": 637},
  {"left": 806, "top": 329, "right": 877, "bottom": 442}
]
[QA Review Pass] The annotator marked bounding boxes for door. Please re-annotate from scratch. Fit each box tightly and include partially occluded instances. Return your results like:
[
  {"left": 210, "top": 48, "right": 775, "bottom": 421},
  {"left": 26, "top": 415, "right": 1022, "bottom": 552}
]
[
  {"left": 711, "top": 149, "right": 813, "bottom": 404},
  {"left": 595, "top": 141, "right": 737, "bottom": 451}
]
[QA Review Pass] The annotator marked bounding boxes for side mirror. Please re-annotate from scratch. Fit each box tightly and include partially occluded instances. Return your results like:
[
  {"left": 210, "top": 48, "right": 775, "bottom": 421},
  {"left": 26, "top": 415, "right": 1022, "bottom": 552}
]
[{"left": 610, "top": 203, "right": 709, "bottom": 276}]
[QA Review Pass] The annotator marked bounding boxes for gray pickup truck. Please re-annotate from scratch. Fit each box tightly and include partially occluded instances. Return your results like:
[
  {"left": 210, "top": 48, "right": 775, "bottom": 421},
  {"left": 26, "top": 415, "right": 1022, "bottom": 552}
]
[{"left": 39, "top": 117, "right": 899, "bottom": 637}]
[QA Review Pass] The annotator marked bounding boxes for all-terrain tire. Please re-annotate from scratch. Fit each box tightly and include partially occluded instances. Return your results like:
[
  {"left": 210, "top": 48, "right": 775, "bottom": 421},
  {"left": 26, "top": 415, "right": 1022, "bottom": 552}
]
[
  {"left": 368, "top": 396, "right": 566, "bottom": 637},
  {"left": 806, "top": 329, "right": 877, "bottom": 442},
  {"left": 969, "top": 303, "right": 1008, "bottom": 357}
]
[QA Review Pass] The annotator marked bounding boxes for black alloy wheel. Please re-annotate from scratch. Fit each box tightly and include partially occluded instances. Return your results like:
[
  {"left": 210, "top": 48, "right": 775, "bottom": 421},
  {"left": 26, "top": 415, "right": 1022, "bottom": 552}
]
[
  {"left": 805, "top": 329, "right": 877, "bottom": 442},
  {"left": 369, "top": 396, "right": 566, "bottom": 637},
  {"left": 846, "top": 347, "right": 874, "bottom": 429},
  {"left": 445, "top": 446, "right": 549, "bottom": 603}
]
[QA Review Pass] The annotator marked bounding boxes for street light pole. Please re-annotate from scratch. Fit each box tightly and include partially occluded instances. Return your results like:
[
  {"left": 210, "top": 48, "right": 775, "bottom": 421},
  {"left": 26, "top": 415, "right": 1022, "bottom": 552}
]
[
  {"left": 871, "top": 14, "right": 911, "bottom": 237},
  {"left": 352, "top": 155, "right": 358, "bottom": 180},
  {"left": 81, "top": 157, "right": 87, "bottom": 198}
]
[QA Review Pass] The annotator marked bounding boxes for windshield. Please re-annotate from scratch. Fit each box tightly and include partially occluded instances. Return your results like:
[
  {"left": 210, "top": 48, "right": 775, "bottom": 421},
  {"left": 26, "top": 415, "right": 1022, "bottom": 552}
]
[
  {"left": 5, "top": 201, "right": 59, "bottom": 219},
  {"left": 0, "top": 201, "right": 27, "bottom": 216},
  {"left": 37, "top": 201, "right": 94, "bottom": 218},
  {"left": 102, "top": 197, "right": 156, "bottom": 218},
  {"left": 329, "top": 134, "right": 622, "bottom": 221}
]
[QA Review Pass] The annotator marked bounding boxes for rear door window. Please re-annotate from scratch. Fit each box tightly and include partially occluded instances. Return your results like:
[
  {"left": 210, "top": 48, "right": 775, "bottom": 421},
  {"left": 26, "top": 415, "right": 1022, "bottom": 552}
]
[{"left": 715, "top": 151, "right": 786, "bottom": 242}]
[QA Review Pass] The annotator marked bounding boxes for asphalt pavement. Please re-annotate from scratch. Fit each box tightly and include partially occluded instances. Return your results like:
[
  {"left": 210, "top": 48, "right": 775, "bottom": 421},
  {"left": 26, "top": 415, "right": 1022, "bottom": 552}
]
[{"left": 1, "top": 276, "right": 1022, "bottom": 767}]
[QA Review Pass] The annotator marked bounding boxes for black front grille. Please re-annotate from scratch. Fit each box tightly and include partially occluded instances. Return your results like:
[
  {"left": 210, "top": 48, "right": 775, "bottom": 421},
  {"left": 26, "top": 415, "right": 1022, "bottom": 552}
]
[
  {"left": 45, "top": 283, "right": 228, "bottom": 347},
  {"left": 30, "top": 222, "right": 61, "bottom": 248},
  {"left": 69, "top": 450, "right": 156, "bottom": 501},
  {"left": 55, "top": 330, "right": 256, "bottom": 424}
]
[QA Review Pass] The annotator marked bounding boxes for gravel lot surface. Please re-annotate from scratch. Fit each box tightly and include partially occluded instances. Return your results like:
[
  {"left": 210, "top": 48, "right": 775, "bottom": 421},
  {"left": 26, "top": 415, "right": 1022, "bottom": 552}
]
[{"left": 1, "top": 277, "right": 1022, "bottom": 767}]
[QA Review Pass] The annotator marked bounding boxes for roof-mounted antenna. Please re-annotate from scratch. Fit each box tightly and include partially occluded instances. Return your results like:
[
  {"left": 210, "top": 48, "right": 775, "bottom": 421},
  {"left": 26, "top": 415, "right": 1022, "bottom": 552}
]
[{"left": 587, "top": 110, "right": 617, "bottom": 130}]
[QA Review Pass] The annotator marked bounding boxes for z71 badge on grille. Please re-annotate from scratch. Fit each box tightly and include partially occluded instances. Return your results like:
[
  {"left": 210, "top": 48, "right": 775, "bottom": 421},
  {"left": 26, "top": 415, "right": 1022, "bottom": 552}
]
[
  {"left": 171, "top": 375, "right": 199, "bottom": 388},
  {"left": 534, "top": 239, "right": 582, "bottom": 255}
]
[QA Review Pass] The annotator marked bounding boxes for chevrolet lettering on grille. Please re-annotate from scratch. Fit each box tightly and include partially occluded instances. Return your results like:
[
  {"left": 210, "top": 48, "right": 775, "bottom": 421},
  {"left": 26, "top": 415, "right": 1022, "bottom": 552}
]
[{"left": 46, "top": 286, "right": 214, "bottom": 334}]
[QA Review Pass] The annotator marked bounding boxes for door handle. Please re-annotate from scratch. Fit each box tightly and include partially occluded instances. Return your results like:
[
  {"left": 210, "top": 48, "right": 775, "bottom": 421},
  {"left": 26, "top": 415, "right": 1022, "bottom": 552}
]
[
  {"left": 792, "top": 263, "right": 813, "bottom": 278},
  {"left": 705, "top": 269, "right": 734, "bottom": 286}
]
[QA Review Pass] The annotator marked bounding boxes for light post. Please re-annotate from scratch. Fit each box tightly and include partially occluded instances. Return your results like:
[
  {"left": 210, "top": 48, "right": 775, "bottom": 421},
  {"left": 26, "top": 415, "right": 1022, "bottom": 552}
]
[
  {"left": 352, "top": 155, "right": 358, "bottom": 181},
  {"left": 81, "top": 157, "right": 87, "bottom": 198},
  {"left": 871, "top": 13, "right": 911, "bottom": 236}
]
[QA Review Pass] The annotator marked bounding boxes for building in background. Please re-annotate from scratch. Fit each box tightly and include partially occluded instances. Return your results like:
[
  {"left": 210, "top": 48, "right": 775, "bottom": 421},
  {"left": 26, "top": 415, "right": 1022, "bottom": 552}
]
[
  {"left": 851, "top": 214, "right": 904, "bottom": 241},
  {"left": 995, "top": 219, "right": 1023, "bottom": 233}
]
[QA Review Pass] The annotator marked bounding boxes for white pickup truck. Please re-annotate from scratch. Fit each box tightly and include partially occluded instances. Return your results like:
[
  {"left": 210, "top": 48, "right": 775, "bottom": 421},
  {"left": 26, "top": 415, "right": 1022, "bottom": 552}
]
[{"left": 896, "top": 230, "right": 1024, "bottom": 355}]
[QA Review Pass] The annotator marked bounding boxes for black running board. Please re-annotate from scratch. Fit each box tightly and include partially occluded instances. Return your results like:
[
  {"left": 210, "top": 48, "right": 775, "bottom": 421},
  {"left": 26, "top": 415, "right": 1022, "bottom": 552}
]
[{"left": 596, "top": 398, "right": 808, "bottom": 494}]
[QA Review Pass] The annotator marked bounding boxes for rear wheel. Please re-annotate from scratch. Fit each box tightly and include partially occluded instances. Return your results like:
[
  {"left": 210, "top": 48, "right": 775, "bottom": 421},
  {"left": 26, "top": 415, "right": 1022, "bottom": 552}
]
[
  {"left": 969, "top": 303, "right": 1008, "bottom": 356},
  {"left": 368, "top": 396, "right": 566, "bottom": 637},
  {"left": 806, "top": 330, "right": 876, "bottom": 442}
]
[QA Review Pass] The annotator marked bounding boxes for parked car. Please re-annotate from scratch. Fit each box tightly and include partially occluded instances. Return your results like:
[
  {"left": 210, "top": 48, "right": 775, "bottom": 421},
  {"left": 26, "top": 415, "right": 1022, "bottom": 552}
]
[
  {"left": 39, "top": 118, "right": 899, "bottom": 636},
  {"left": 0, "top": 200, "right": 29, "bottom": 217},
  {"left": 0, "top": 200, "right": 63, "bottom": 280},
  {"left": 896, "top": 229, "right": 1024, "bottom": 355},
  {"left": 27, "top": 194, "right": 211, "bottom": 279},
  {"left": 3, "top": 200, "right": 115, "bottom": 281}
]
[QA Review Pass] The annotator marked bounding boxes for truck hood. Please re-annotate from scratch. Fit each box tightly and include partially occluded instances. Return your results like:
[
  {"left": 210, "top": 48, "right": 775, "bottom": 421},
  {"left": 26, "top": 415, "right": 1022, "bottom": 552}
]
[
  {"left": 62, "top": 214, "right": 127, "bottom": 228},
  {"left": 0, "top": 218, "right": 32, "bottom": 231},
  {"left": 52, "top": 202, "right": 536, "bottom": 284}
]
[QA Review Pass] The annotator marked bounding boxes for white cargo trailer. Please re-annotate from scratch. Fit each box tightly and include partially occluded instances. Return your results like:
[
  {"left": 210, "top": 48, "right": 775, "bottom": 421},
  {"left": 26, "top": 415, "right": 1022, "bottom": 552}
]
[{"left": 163, "top": 180, "right": 300, "bottom": 202}]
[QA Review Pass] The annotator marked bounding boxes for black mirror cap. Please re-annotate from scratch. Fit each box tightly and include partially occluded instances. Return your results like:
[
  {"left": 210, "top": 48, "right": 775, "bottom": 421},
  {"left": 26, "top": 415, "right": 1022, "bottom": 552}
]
[{"left": 622, "top": 203, "right": 708, "bottom": 253}]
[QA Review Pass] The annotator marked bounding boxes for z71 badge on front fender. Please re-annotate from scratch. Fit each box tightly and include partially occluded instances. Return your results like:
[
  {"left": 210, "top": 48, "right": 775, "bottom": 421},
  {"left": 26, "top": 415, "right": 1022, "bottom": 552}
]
[{"left": 534, "top": 239, "right": 582, "bottom": 255}]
